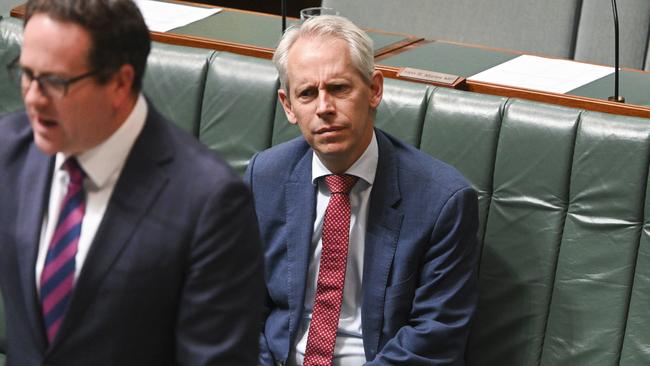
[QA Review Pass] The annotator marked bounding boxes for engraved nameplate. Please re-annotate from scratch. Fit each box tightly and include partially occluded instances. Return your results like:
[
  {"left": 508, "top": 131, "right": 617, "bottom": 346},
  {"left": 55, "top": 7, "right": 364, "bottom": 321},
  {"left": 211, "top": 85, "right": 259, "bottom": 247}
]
[{"left": 397, "top": 67, "right": 460, "bottom": 85}]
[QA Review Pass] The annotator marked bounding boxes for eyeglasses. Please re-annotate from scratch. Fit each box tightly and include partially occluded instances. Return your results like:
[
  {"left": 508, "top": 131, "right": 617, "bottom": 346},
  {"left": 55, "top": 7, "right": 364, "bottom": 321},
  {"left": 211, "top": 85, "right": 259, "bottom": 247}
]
[{"left": 6, "top": 57, "right": 98, "bottom": 99}]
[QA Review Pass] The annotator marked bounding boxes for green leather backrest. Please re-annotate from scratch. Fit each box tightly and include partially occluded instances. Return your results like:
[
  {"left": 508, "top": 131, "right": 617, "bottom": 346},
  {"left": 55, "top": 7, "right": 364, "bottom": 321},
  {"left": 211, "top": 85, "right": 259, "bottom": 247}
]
[
  {"left": 620, "top": 163, "right": 650, "bottom": 365},
  {"left": 0, "top": 16, "right": 18, "bottom": 363},
  {"left": 445, "top": 99, "right": 650, "bottom": 366},
  {"left": 143, "top": 42, "right": 215, "bottom": 135},
  {"left": 419, "top": 89, "right": 650, "bottom": 365},
  {"left": 541, "top": 111, "right": 650, "bottom": 366},
  {"left": 199, "top": 52, "right": 279, "bottom": 174},
  {"left": 421, "top": 88, "right": 506, "bottom": 241},
  {"left": 0, "top": 16, "right": 23, "bottom": 115},
  {"left": 271, "top": 98, "right": 300, "bottom": 146},
  {"left": 467, "top": 100, "right": 582, "bottom": 365},
  {"left": 374, "top": 78, "right": 429, "bottom": 147}
]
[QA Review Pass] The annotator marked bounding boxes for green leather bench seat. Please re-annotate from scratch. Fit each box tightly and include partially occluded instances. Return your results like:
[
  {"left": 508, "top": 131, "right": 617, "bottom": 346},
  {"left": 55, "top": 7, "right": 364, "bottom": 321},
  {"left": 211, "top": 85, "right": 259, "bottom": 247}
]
[
  {"left": 2, "top": 15, "right": 650, "bottom": 366},
  {"left": 199, "top": 51, "right": 279, "bottom": 173},
  {"left": 422, "top": 89, "right": 506, "bottom": 239},
  {"left": 0, "top": 16, "right": 22, "bottom": 115},
  {"left": 143, "top": 42, "right": 214, "bottom": 136},
  {"left": 469, "top": 100, "right": 581, "bottom": 365},
  {"left": 374, "top": 78, "right": 429, "bottom": 147},
  {"left": 0, "top": 17, "right": 19, "bottom": 366}
]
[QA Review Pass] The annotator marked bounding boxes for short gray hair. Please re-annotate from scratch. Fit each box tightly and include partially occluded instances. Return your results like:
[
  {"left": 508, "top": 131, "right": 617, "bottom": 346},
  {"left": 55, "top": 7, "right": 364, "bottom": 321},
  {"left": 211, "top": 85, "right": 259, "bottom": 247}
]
[{"left": 273, "top": 15, "right": 374, "bottom": 92}]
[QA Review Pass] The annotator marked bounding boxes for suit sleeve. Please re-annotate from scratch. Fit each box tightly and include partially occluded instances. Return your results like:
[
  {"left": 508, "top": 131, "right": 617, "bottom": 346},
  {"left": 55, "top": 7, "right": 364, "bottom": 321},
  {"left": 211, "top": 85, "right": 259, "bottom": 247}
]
[
  {"left": 244, "top": 154, "right": 277, "bottom": 366},
  {"left": 174, "top": 178, "right": 266, "bottom": 366},
  {"left": 366, "top": 187, "right": 479, "bottom": 366}
]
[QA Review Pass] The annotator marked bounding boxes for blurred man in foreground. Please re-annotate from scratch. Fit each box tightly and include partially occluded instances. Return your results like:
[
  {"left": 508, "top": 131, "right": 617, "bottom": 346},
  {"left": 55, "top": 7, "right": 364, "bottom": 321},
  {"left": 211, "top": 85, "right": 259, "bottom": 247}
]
[{"left": 0, "top": 0, "right": 263, "bottom": 364}]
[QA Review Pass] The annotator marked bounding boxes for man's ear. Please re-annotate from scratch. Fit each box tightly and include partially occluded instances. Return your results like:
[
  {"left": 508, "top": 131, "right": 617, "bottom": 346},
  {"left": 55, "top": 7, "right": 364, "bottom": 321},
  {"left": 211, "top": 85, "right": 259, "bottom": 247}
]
[
  {"left": 110, "top": 64, "right": 136, "bottom": 108},
  {"left": 278, "top": 88, "right": 298, "bottom": 125},
  {"left": 369, "top": 70, "right": 383, "bottom": 109}
]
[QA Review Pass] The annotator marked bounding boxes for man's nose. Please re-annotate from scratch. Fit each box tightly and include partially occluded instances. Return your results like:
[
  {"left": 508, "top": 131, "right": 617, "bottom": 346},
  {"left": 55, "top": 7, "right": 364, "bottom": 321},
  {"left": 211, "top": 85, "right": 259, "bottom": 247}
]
[{"left": 316, "top": 91, "right": 335, "bottom": 117}]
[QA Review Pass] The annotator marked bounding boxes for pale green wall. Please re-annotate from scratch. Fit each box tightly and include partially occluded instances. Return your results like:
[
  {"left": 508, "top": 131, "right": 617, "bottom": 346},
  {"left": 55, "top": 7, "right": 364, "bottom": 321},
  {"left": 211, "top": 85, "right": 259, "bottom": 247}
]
[{"left": 0, "top": 0, "right": 21, "bottom": 16}]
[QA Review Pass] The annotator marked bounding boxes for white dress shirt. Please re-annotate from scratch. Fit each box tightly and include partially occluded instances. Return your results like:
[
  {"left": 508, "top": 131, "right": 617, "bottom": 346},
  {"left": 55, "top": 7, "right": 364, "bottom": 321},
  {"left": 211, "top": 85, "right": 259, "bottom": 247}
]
[
  {"left": 36, "top": 95, "right": 147, "bottom": 290},
  {"left": 290, "top": 132, "right": 378, "bottom": 366}
]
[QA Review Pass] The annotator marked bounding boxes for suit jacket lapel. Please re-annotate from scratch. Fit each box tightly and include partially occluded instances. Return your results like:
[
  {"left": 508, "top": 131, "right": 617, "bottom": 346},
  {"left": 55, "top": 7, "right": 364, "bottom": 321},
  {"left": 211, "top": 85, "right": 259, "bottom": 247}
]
[
  {"left": 52, "top": 110, "right": 172, "bottom": 345},
  {"left": 16, "top": 145, "right": 53, "bottom": 350},
  {"left": 362, "top": 131, "right": 403, "bottom": 359},
  {"left": 284, "top": 150, "right": 316, "bottom": 342}
]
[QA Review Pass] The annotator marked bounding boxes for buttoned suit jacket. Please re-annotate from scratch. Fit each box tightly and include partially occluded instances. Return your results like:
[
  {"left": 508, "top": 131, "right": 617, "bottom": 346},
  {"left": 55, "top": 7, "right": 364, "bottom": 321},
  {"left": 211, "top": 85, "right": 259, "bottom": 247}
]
[
  {"left": 244, "top": 129, "right": 479, "bottom": 365},
  {"left": 0, "top": 105, "right": 265, "bottom": 366}
]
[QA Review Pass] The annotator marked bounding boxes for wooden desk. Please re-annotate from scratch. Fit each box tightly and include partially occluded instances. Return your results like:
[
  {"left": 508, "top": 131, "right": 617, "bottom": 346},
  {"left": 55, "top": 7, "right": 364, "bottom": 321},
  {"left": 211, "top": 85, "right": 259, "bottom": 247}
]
[{"left": 377, "top": 40, "right": 650, "bottom": 118}]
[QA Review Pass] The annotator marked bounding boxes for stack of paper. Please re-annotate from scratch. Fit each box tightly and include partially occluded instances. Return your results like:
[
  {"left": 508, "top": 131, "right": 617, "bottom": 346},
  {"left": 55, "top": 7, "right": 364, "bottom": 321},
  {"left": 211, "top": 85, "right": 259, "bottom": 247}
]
[
  {"left": 134, "top": 0, "right": 222, "bottom": 33},
  {"left": 469, "top": 55, "right": 614, "bottom": 94}
]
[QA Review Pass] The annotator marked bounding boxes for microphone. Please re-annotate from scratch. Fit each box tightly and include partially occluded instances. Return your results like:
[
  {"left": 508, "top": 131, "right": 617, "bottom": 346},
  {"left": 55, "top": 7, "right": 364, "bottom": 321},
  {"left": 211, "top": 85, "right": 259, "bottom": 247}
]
[
  {"left": 281, "top": 0, "right": 287, "bottom": 33},
  {"left": 608, "top": 0, "right": 625, "bottom": 103}
]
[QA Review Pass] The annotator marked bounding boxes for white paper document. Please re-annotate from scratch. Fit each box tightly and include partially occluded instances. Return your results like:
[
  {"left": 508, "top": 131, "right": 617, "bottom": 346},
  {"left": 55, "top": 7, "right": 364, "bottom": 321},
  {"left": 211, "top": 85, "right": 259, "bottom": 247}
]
[
  {"left": 468, "top": 55, "right": 614, "bottom": 94},
  {"left": 134, "top": 0, "right": 222, "bottom": 33}
]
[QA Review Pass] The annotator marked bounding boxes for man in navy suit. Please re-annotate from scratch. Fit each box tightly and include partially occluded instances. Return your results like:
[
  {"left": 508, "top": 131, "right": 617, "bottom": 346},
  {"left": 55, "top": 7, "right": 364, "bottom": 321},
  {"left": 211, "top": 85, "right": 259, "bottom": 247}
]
[
  {"left": 0, "top": 0, "right": 264, "bottom": 365},
  {"left": 245, "top": 15, "right": 479, "bottom": 366}
]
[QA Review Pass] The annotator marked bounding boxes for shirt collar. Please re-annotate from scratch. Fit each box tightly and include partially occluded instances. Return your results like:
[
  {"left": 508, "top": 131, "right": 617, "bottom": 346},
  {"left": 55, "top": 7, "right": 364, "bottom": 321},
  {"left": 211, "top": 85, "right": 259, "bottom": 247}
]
[
  {"left": 55, "top": 94, "right": 148, "bottom": 189},
  {"left": 311, "top": 130, "right": 378, "bottom": 186}
]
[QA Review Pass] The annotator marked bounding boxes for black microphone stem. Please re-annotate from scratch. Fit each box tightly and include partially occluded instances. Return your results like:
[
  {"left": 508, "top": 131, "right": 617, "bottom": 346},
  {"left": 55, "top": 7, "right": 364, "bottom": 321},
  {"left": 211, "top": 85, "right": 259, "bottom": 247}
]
[{"left": 609, "top": 0, "right": 625, "bottom": 103}]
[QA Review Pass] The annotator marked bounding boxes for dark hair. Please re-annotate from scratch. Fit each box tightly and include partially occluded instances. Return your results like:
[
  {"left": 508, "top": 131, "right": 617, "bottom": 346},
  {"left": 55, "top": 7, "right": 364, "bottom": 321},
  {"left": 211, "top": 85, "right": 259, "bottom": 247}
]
[{"left": 24, "top": 0, "right": 151, "bottom": 92}]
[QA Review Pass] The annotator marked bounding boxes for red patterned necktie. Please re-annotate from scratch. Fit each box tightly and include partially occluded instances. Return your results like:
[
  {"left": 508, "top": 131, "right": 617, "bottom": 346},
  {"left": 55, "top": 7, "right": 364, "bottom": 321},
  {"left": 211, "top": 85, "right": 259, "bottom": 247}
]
[
  {"left": 303, "top": 174, "right": 358, "bottom": 366},
  {"left": 40, "top": 158, "right": 86, "bottom": 343}
]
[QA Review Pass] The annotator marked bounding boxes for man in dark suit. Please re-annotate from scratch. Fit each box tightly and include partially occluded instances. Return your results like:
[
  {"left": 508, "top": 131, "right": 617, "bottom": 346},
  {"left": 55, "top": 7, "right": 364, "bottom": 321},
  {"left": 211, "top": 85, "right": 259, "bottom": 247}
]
[
  {"left": 0, "top": 0, "right": 264, "bottom": 365},
  {"left": 245, "top": 16, "right": 479, "bottom": 365}
]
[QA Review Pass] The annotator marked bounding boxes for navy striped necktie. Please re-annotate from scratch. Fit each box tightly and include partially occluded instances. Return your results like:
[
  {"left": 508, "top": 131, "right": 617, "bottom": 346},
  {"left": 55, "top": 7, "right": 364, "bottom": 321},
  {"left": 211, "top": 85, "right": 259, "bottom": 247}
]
[{"left": 40, "top": 158, "right": 86, "bottom": 343}]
